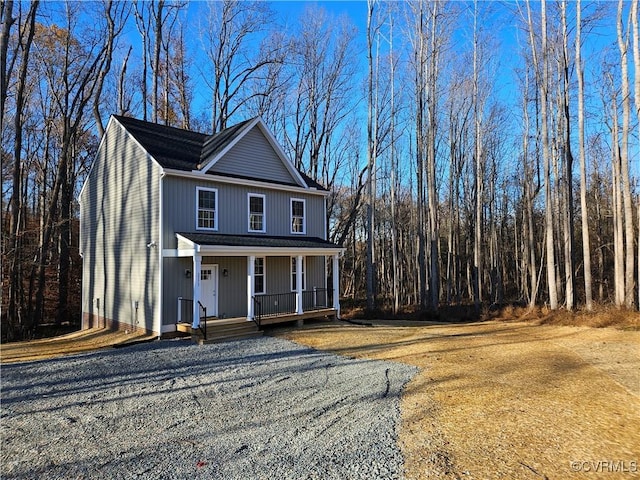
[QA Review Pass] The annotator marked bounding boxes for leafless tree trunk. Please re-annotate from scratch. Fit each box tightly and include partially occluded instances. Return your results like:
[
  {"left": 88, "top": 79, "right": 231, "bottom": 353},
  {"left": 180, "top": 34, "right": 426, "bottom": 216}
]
[
  {"left": 527, "top": 0, "right": 558, "bottom": 309},
  {"left": 607, "top": 71, "right": 625, "bottom": 307},
  {"left": 365, "top": 0, "right": 378, "bottom": 311},
  {"left": 633, "top": 0, "right": 640, "bottom": 310},
  {"left": 0, "top": 0, "right": 14, "bottom": 129},
  {"left": 388, "top": 9, "right": 400, "bottom": 315},
  {"left": 133, "top": 1, "right": 150, "bottom": 121},
  {"left": 117, "top": 45, "right": 133, "bottom": 116},
  {"left": 576, "top": 0, "right": 593, "bottom": 311},
  {"left": 616, "top": 0, "right": 636, "bottom": 309},
  {"left": 6, "top": 1, "right": 38, "bottom": 338},
  {"left": 472, "top": 0, "right": 483, "bottom": 312},
  {"left": 560, "top": 0, "right": 575, "bottom": 310}
]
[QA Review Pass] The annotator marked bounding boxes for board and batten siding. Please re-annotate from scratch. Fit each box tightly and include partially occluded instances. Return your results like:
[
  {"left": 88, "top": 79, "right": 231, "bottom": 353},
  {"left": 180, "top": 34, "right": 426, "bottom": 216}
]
[
  {"left": 80, "top": 119, "right": 161, "bottom": 334},
  {"left": 208, "top": 125, "right": 298, "bottom": 185},
  {"left": 162, "top": 177, "right": 326, "bottom": 247}
]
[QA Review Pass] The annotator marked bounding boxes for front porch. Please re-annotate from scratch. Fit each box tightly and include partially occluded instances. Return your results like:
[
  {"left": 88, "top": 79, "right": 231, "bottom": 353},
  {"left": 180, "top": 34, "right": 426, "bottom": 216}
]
[
  {"left": 178, "top": 290, "right": 336, "bottom": 325},
  {"left": 176, "top": 293, "right": 337, "bottom": 343}
]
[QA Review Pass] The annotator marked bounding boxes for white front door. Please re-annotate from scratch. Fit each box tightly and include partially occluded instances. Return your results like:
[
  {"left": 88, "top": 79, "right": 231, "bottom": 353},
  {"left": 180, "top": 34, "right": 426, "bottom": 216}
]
[{"left": 199, "top": 265, "right": 218, "bottom": 318}]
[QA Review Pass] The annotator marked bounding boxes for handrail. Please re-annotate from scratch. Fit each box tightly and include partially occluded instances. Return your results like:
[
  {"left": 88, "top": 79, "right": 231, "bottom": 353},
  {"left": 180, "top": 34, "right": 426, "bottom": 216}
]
[
  {"left": 252, "top": 296, "right": 262, "bottom": 327},
  {"left": 197, "top": 300, "right": 207, "bottom": 340}
]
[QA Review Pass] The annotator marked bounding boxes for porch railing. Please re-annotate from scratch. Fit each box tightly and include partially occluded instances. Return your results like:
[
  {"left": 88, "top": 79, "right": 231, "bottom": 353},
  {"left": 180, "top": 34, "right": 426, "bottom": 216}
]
[
  {"left": 197, "top": 301, "right": 207, "bottom": 340},
  {"left": 253, "top": 288, "right": 334, "bottom": 326},
  {"left": 176, "top": 297, "right": 207, "bottom": 339},
  {"left": 177, "top": 297, "right": 193, "bottom": 324},
  {"left": 303, "top": 288, "right": 333, "bottom": 310}
]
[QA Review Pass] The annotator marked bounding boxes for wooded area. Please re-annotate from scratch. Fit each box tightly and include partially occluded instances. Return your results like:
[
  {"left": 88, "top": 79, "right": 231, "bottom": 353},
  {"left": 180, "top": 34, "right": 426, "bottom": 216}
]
[{"left": 1, "top": 0, "right": 639, "bottom": 341}]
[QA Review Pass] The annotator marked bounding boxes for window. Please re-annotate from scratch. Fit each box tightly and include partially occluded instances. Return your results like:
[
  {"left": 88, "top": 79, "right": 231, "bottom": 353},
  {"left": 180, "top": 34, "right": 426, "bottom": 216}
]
[
  {"left": 196, "top": 187, "right": 217, "bottom": 230},
  {"left": 291, "top": 257, "right": 306, "bottom": 291},
  {"left": 254, "top": 257, "right": 265, "bottom": 294},
  {"left": 248, "top": 194, "right": 265, "bottom": 233},
  {"left": 290, "top": 198, "right": 305, "bottom": 234}
]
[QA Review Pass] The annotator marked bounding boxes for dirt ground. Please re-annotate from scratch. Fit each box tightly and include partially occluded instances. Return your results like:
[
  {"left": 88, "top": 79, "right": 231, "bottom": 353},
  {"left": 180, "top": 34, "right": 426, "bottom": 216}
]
[
  {"left": 276, "top": 318, "right": 640, "bottom": 479},
  {"left": 0, "top": 328, "right": 155, "bottom": 363},
  {"left": 2, "top": 315, "right": 639, "bottom": 479}
]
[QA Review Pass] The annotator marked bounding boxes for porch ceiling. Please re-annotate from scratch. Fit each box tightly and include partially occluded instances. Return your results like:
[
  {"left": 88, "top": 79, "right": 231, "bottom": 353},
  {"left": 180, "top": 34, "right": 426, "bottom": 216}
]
[{"left": 175, "top": 232, "right": 344, "bottom": 257}]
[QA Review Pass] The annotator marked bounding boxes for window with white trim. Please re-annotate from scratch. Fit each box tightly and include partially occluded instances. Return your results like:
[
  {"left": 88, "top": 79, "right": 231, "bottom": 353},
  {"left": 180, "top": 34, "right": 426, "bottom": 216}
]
[
  {"left": 290, "top": 198, "right": 305, "bottom": 234},
  {"left": 196, "top": 187, "right": 218, "bottom": 230},
  {"left": 254, "top": 257, "right": 265, "bottom": 294},
  {"left": 248, "top": 193, "right": 265, "bottom": 233},
  {"left": 291, "top": 257, "right": 306, "bottom": 291}
]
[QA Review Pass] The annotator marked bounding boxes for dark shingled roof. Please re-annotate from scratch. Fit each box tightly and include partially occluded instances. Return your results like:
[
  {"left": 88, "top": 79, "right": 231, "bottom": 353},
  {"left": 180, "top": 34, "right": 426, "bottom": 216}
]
[
  {"left": 112, "top": 115, "right": 328, "bottom": 192},
  {"left": 178, "top": 233, "right": 342, "bottom": 250}
]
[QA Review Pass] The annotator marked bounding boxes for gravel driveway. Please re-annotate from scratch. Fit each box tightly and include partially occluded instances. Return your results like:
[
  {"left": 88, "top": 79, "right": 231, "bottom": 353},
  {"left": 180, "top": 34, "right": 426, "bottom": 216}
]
[{"left": 1, "top": 336, "right": 417, "bottom": 479}]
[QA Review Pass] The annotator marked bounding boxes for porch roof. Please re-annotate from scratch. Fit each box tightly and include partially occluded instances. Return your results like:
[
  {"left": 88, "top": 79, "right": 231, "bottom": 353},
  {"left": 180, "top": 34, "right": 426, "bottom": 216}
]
[{"left": 176, "top": 232, "right": 344, "bottom": 256}]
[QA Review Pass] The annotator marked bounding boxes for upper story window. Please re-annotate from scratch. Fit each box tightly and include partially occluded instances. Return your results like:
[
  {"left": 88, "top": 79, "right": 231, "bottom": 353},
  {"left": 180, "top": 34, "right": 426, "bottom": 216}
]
[
  {"left": 290, "top": 198, "right": 306, "bottom": 234},
  {"left": 196, "top": 187, "right": 218, "bottom": 231},
  {"left": 248, "top": 193, "right": 266, "bottom": 233}
]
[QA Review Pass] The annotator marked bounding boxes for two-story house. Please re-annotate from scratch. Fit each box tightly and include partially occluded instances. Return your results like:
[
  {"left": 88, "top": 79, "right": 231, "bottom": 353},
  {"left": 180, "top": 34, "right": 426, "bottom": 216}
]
[{"left": 79, "top": 115, "right": 343, "bottom": 339}]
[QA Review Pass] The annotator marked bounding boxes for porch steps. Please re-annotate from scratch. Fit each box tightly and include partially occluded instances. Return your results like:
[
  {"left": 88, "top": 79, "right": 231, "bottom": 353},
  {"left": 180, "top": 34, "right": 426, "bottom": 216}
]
[{"left": 179, "top": 318, "right": 263, "bottom": 345}]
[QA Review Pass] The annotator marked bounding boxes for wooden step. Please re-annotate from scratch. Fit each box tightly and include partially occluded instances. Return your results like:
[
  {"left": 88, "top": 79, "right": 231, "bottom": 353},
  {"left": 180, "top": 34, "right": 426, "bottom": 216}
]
[{"left": 186, "top": 319, "right": 263, "bottom": 345}]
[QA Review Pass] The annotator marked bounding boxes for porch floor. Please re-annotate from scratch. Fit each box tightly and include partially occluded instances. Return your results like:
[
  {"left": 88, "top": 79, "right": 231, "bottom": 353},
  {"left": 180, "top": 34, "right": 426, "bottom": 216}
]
[
  {"left": 258, "top": 308, "right": 338, "bottom": 325},
  {"left": 176, "top": 309, "right": 337, "bottom": 343}
]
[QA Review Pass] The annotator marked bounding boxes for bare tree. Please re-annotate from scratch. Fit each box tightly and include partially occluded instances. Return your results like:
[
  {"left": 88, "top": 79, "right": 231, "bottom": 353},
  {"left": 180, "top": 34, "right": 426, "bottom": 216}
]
[
  {"left": 576, "top": 0, "right": 593, "bottom": 311},
  {"left": 201, "top": 0, "right": 283, "bottom": 133},
  {"left": 285, "top": 6, "right": 359, "bottom": 183},
  {"left": 616, "top": 0, "right": 636, "bottom": 309},
  {"left": 5, "top": 0, "right": 38, "bottom": 338},
  {"left": 93, "top": 0, "right": 129, "bottom": 136},
  {"left": 31, "top": 1, "right": 112, "bottom": 327},
  {"left": 526, "top": 0, "right": 558, "bottom": 309}
]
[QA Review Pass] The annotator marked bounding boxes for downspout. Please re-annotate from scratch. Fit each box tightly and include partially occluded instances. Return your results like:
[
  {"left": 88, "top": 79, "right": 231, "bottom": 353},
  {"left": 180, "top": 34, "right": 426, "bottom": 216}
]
[{"left": 157, "top": 171, "right": 166, "bottom": 340}]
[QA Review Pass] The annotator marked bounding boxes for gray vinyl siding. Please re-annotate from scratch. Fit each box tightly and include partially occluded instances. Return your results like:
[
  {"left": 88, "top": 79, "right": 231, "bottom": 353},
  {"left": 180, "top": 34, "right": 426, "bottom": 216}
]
[
  {"left": 163, "top": 177, "right": 326, "bottom": 247},
  {"left": 208, "top": 125, "right": 298, "bottom": 185},
  {"left": 161, "top": 255, "right": 327, "bottom": 321},
  {"left": 80, "top": 120, "right": 161, "bottom": 333},
  {"left": 161, "top": 257, "right": 192, "bottom": 323}
]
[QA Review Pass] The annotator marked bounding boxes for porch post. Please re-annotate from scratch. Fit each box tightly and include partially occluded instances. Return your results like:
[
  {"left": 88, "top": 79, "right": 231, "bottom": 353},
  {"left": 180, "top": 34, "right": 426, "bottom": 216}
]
[
  {"left": 247, "top": 255, "right": 255, "bottom": 321},
  {"left": 192, "top": 255, "right": 201, "bottom": 329},
  {"left": 296, "top": 255, "right": 304, "bottom": 315},
  {"left": 332, "top": 254, "right": 340, "bottom": 318}
]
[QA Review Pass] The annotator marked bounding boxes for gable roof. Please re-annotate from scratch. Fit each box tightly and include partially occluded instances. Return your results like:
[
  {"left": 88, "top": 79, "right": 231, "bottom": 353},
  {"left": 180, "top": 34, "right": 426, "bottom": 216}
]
[{"left": 112, "top": 115, "right": 328, "bottom": 191}]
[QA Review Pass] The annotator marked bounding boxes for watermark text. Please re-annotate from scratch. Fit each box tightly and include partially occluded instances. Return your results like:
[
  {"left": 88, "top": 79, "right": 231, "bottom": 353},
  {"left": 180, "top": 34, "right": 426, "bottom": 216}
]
[{"left": 570, "top": 460, "right": 637, "bottom": 473}]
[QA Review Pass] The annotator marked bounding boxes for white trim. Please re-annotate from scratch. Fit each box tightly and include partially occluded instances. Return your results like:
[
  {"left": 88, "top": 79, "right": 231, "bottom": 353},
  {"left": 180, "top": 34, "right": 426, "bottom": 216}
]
[
  {"left": 163, "top": 168, "right": 329, "bottom": 197},
  {"left": 157, "top": 172, "right": 164, "bottom": 338},
  {"left": 192, "top": 255, "right": 202, "bottom": 329},
  {"left": 254, "top": 256, "right": 266, "bottom": 294},
  {"left": 332, "top": 254, "right": 340, "bottom": 317},
  {"left": 247, "top": 255, "right": 255, "bottom": 320},
  {"left": 199, "top": 264, "right": 219, "bottom": 317},
  {"left": 290, "top": 198, "right": 306, "bottom": 235},
  {"left": 195, "top": 186, "right": 218, "bottom": 231},
  {"left": 290, "top": 256, "right": 306, "bottom": 292},
  {"left": 295, "top": 255, "right": 304, "bottom": 314},
  {"left": 247, "top": 193, "right": 266, "bottom": 233},
  {"left": 323, "top": 197, "right": 327, "bottom": 240},
  {"left": 199, "top": 117, "right": 259, "bottom": 172}
]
